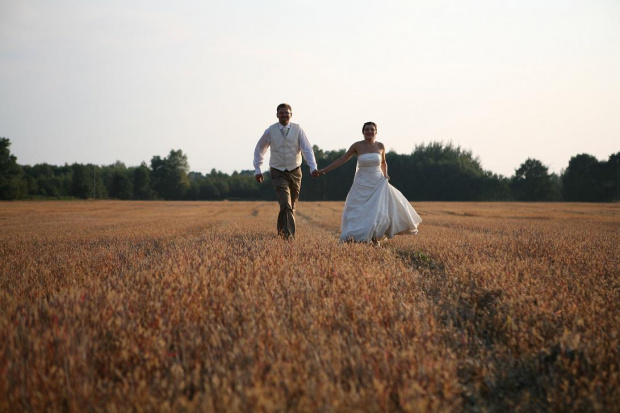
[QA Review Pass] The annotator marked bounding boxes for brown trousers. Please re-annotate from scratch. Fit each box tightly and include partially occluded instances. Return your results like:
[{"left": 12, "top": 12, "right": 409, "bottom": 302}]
[{"left": 270, "top": 167, "right": 302, "bottom": 239}]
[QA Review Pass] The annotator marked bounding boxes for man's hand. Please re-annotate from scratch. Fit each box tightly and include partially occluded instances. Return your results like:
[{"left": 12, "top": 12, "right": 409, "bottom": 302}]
[
  {"left": 255, "top": 174, "right": 264, "bottom": 183},
  {"left": 311, "top": 170, "right": 320, "bottom": 178}
]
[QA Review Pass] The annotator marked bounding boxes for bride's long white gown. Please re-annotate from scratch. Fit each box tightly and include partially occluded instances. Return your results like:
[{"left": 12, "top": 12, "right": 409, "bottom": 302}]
[{"left": 340, "top": 153, "right": 422, "bottom": 242}]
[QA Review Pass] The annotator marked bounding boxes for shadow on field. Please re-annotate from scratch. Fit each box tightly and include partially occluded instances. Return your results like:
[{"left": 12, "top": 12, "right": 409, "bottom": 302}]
[{"left": 393, "top": 248, "right": 591, "bottom": 412}]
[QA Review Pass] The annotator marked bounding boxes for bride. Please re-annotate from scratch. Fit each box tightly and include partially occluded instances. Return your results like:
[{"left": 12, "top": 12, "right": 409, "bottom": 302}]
[{"left": 313, "top": 122, "right": 422, "bottom": 245}]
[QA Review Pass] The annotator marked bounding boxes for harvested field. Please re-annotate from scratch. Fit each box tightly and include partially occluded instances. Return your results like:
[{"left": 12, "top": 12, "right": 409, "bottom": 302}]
[{"left": 1, "top": 201, "right": 619, "bottom": 411}]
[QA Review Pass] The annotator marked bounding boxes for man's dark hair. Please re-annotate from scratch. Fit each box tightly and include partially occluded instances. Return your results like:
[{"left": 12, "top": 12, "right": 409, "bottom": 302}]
[{"left": 277, "top": 103, "right": 292, "bottom": 113}]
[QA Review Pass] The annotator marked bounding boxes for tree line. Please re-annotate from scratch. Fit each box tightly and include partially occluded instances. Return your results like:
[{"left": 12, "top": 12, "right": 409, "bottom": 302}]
[{"left": 1, "top": 137, "right": 618, "bottom": 202}]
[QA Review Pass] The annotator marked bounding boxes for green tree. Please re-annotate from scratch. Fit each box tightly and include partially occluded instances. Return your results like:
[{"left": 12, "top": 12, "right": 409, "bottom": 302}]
[
  {"left": 132, "top": 162, "right": 153, "bottom": 199},
  {"left": 69, "top": 163, "right": 106, "bottom": 199},
  {"left": 229, "top": 171, "right": 261, "bottom": 200},
  {"left": 150, "top": 150, "right": 190, "bottom": 200},
  {"left": 23, "top": 163, "right": 68, "bottom": 198},
  {"left": 207, "top": 169, "right": 231, "bottom": 199},
  {"left": 562, "top": 154, "right": 604, "bottom": 202},
  {"left": 603, "top": 152, "right": 620, "bottom": 202},
  {"left": 510, "top": 158, "right": 559, "bottom": 201},
  {"left": 400, "top": 142, "right": 491, "bottom": 201},
  {"left": 108, "top": 161, "right": 133, "bottom": 200},
  {"left": 0, "top": 137, "right": 26, "bottom": 199},
  {"left": 70, "top": 163, "right": 93, "bottom": 199},
  {"left": 186, "top": 172, "right": 204, "bottom": 200}
]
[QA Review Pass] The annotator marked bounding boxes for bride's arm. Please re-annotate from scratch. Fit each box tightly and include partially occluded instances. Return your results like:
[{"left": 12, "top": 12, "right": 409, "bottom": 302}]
[
  {"left": 318, "top": 144, "right": 357, "bottom": 175},
  {"left": 380, "top": 144, "right": 389, "bottom": 179}
]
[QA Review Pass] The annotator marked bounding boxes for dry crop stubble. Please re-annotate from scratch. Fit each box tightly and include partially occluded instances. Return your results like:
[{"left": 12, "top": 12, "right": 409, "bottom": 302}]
[{"left": 0, "top": 201, "right": 619, "bottom": 411}]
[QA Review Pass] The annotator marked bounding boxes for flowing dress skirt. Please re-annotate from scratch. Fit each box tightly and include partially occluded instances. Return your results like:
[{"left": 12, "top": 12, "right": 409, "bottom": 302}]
[{"left": 340, "top": 153, "right": 422, "bottom": 242}]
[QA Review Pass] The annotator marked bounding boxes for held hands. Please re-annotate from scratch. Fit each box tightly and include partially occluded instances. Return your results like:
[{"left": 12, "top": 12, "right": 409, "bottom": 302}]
[{"left": 255, "top": 174, "right": 264, "bottom": 183}]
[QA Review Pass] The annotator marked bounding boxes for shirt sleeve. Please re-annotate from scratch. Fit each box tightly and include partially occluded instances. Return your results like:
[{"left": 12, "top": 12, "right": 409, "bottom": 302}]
[
  {"left": 299, "top": 128, "right": 318, "bottom": 172},
  {"left": 253, "top": 128, "right": 271, "bottom": 175}
]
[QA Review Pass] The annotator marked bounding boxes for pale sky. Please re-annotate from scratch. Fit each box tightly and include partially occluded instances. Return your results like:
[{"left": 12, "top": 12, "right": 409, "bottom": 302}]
[{"left": 1, "top": 0, "right": 619, "bottom": 178}]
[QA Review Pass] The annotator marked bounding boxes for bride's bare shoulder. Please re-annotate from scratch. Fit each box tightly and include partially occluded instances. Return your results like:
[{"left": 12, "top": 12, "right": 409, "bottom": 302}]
[{"left": 349, "top": 140, "right": 364, "bottom": 150}]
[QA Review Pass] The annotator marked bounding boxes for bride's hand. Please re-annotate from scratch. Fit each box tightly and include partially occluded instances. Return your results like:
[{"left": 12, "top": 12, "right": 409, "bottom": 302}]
[{"left": 385, "top": 175, "right": 390, "bottom": 181}]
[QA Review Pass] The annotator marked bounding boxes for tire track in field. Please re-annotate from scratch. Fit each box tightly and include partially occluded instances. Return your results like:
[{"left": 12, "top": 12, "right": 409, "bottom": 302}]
[
  {"left": 248, "top": 202, "right": 272, "bottom": 218},
  {"left": 388, "top": 246, "right": 587, "bottom": 411},
  {"left": 295, "top": 206, "right": 341, "bottom": 237}
]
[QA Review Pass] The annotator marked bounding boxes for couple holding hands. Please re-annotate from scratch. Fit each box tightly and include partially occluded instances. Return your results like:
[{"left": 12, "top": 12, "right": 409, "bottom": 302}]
[{"left": 253, "top": 103, "right": 421, "bottom": 244}]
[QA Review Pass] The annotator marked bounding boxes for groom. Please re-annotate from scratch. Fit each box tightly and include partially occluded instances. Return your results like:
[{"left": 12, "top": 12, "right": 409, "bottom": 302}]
[{"left": 253, "top": 103, "right": 319, "bottom": 239}]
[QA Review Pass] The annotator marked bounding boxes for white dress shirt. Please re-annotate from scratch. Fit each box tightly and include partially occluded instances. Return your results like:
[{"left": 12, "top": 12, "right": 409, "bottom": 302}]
[{"left": 253, "top": 123, "right": 318, "bottom": 175}]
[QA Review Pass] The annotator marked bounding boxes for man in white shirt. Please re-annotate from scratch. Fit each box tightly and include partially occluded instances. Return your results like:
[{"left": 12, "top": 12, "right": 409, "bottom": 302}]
[{"left": 253, "top": 103, "right": 319, "bottom": 239}]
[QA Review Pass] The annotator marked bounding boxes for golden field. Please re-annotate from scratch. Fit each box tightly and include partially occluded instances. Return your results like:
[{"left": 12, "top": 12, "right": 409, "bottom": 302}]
[{"left": 1, "top": 201, "right": 619, "bottom": 412}]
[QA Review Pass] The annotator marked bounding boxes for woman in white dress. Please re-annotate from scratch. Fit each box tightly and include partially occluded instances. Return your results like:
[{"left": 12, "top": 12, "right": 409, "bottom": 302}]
[{"left": 315, "top": 122, "right": 422, "bottom": 245}]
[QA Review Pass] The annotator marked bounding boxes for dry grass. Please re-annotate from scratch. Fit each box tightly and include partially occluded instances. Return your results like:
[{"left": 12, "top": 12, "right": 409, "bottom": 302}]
[{"left": 1, "top": 201, "right": 619, "bottom": 411}]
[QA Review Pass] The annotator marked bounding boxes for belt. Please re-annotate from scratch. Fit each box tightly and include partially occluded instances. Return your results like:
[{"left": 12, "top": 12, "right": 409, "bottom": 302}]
[{"left": 271, "top": 166, "right": 300, "bottom": 172}]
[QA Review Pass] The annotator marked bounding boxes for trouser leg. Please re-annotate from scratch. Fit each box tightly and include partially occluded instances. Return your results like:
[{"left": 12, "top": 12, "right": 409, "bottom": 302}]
[
  {"left": 271, "top": 167, "right": 302, "bottom": 238},
  {"left": 289, "top": 167, "right": 302, "bottom": 214}
]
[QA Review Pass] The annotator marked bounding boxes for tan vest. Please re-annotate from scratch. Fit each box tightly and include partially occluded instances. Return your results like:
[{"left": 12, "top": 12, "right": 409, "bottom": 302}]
[{"left": 269, "top": 123, "right": 302, "bottom": 171}]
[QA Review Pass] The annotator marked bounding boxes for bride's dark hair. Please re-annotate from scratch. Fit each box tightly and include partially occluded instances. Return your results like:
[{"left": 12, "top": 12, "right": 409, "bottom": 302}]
[{"left": 362, "top": 122, "right": 377, "bottom": 132}]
